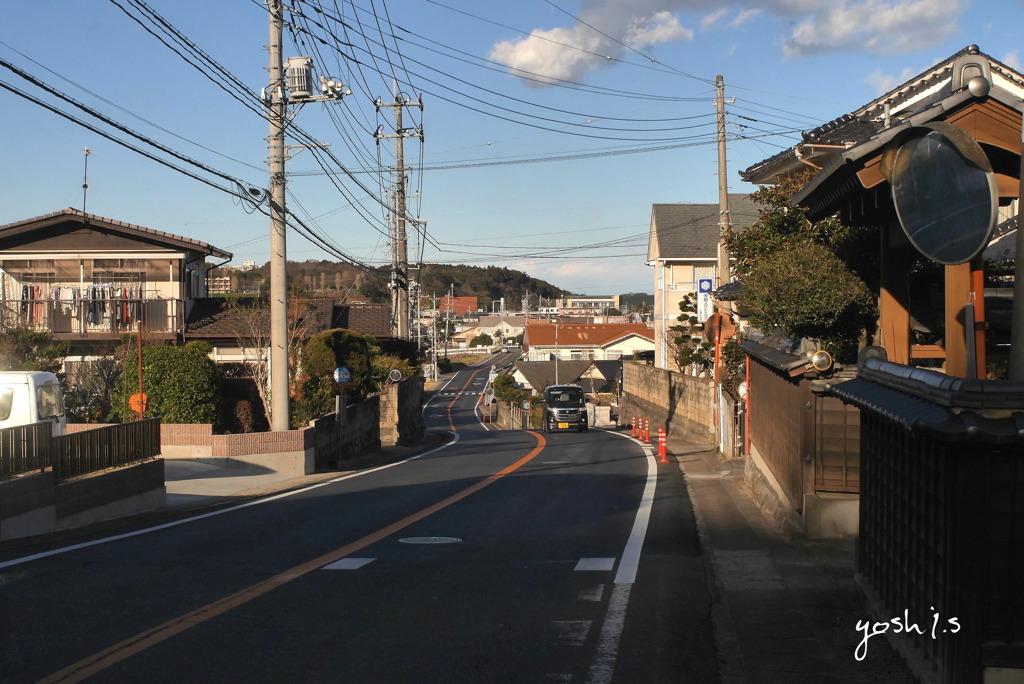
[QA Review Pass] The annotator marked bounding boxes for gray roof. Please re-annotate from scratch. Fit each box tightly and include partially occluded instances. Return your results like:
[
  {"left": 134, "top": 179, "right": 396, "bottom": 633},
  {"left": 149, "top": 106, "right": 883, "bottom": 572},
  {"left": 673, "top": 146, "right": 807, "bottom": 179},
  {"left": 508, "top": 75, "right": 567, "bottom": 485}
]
[
  {"left": 648, "top": 194, "right": 759, "bottom": 261},
  {"left": 0, "top": 208, "right": 232, "bottom": 259},
  {"left": 514, "top": 360, "right": 593, "bottom": 390}
]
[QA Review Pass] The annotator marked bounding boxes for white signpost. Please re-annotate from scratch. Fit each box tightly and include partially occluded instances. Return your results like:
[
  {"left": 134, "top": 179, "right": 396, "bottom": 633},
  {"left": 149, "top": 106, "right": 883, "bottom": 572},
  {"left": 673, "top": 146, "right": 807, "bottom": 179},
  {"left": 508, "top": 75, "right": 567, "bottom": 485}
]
[{"left": 697, "top": 278, "right": 714, "bottom": 323}]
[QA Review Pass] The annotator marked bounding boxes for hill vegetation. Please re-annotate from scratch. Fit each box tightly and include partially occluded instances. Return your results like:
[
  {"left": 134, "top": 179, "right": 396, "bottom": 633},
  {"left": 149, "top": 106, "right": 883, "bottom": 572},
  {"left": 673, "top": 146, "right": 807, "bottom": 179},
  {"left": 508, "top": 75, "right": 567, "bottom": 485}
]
[{"left": 223, "top": 261, "right": 651, "bottom": 311}]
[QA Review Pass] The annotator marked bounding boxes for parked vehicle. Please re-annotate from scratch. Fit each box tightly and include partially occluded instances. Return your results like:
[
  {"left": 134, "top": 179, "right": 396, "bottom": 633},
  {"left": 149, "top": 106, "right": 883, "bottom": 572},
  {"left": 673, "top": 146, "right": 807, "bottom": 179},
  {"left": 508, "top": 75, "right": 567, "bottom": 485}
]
[
  {"left": 0, "top": 371, "right": 67, "bottom": 436},
  {"left": 542, "top": 384, "right": 588, "bottom": 433}
]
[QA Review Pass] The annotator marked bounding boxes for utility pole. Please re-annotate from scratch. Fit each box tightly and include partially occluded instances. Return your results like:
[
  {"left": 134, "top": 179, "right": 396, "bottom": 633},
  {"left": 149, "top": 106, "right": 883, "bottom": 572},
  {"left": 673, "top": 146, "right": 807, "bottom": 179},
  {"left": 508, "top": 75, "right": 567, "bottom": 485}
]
[
  {"left": 265, "top": 2, "right": 349, "bottom": 430},
  {"left": 375, "top": 88, "right": 423, "bottom": 339},
  {"left": 267, "top": 1, "right": 288, "bottom": 432},
  {"left": 715, "top": 74, "right": 734, "bottom": 293}
]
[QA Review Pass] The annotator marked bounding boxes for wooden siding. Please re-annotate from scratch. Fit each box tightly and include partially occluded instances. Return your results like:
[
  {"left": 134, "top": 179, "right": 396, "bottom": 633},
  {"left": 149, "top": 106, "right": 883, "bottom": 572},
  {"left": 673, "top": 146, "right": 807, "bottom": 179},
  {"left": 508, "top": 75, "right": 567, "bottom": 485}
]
[
  {"left": 813, "top": 393, "right": 860, "bottom": 493},
  {"left": 748, "top": 361, "right": 806, "bottom": 510}
]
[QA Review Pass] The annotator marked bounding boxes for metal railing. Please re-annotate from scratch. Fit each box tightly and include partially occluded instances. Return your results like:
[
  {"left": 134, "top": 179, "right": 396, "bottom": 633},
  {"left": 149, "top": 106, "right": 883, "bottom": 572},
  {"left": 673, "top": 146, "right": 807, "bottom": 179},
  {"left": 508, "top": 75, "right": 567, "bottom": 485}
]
[
  {"left": 0, "top": 418, "right": 161, "bottom": 481},
  {"left": 0, "top": 297, "right": 181, "bottom": 335},
  {"left": 53, "top": 419, "right": 161, "bottom": 479},
  {"left": 0, "top": 422, "right": 54, "bottom": 478}
]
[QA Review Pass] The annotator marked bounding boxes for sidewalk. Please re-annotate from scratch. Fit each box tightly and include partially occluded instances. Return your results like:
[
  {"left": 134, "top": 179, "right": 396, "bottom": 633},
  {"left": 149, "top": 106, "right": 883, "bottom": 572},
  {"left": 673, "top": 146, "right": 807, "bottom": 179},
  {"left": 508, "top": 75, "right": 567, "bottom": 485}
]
[
  {"left": 666, "top": 436, "right": 916, "bottom": 683},
  {"left": 162, "top": 437, "right": 445, "bottom": 511}
]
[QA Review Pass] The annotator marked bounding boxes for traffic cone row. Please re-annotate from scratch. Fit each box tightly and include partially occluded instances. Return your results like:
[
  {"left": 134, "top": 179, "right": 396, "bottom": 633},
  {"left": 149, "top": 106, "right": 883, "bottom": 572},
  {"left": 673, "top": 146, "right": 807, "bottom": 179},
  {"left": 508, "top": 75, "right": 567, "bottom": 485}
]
[{"left": 631, "top": 415, "right": 670, "bottom": 463}]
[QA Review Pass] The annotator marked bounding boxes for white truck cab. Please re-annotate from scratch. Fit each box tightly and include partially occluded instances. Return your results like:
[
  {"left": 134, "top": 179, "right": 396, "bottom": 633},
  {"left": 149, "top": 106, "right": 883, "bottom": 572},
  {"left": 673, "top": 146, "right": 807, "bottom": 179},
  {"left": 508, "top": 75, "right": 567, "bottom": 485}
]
[{"left": 0, "top": 371, "right": 67, "bottom": 436}]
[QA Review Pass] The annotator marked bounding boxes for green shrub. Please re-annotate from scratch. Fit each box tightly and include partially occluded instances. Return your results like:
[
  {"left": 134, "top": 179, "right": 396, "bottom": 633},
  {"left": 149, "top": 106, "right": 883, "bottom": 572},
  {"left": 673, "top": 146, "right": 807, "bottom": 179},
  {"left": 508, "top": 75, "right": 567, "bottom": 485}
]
[{"left": 114, "top": 344, "right": 218, "bottom": 425}]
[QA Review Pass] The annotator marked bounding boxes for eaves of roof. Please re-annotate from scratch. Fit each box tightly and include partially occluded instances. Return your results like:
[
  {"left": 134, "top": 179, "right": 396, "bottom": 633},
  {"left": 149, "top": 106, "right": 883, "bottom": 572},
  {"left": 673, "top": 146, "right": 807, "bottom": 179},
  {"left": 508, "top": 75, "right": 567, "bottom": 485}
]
[
  {"left": 739, "top": 339, "right": 809, "bottom": 376},
  {"left": 828, "top": 358, "right": 1024, "bottom": 444},
  {"left": 0, "top": 208, "right": 232, "bottom": 260},
  {"left": 741, "top": 45, "right": 1024, "bottom": 190}
]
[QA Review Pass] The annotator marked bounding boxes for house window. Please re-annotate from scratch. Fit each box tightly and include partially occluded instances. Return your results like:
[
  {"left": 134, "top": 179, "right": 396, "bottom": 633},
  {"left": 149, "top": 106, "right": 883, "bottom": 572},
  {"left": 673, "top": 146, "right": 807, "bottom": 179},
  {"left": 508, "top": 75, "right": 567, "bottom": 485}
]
[{"left": 695, "top": 265, "right": 715, "bottom": 280}]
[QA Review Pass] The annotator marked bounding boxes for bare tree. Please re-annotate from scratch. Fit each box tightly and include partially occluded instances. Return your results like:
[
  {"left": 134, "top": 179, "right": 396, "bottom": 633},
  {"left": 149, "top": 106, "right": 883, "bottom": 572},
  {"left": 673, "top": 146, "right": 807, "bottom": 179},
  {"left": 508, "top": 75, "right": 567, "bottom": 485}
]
[
  {"left": 230, "top": 294, "right": 315, "bottom": 426},
  {"left": 230, "top": 299, "right": 273, "bottom": 423}
]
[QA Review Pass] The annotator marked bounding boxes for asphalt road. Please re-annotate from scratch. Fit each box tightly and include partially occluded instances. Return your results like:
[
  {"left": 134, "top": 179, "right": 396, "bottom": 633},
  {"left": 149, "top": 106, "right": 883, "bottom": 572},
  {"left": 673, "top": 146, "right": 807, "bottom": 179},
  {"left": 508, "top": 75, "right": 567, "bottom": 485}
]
[{"left": 0, "top": 358, "right": 714, "bottom": 683}]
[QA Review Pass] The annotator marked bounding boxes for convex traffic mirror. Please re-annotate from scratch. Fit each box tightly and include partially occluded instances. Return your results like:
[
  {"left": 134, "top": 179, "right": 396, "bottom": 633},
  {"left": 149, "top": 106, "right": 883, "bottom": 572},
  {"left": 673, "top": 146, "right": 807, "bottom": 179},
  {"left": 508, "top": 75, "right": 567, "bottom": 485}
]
[{"left": 882, "top": 121, "right": 997, "bottom": 265}]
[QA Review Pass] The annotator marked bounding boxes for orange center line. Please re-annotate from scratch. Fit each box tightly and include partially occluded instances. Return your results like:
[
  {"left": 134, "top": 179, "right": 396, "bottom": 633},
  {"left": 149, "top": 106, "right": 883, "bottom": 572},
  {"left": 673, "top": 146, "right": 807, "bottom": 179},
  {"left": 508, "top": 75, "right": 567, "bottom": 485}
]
[
  {"left": 41, "top": 431, "right": 547, "bottom": 684},
  {"left": 446, "top": 368, "right": 482, "bottom": 432}
]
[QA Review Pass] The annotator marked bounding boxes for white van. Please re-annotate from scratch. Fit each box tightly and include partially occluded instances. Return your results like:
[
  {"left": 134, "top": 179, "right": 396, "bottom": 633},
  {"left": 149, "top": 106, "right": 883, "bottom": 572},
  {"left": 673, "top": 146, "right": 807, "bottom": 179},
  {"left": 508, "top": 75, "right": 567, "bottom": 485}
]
[{"left": 0, "top": 371, "right": 67, "bottom": 436}]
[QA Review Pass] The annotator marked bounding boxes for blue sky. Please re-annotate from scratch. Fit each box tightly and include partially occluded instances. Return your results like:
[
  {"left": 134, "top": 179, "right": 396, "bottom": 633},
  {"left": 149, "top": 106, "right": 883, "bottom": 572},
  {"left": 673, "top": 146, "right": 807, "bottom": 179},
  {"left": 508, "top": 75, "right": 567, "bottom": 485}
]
[{"left": 2, "top": 1, "right": 1022, "bottom": 296}]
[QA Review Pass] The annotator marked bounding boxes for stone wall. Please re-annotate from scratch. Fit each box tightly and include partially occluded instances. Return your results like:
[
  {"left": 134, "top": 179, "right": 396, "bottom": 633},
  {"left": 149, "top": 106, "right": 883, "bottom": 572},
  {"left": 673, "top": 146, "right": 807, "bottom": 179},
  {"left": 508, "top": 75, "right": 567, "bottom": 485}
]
[
  {"left": 309, "top": 394, "right": 381, "bottom": 470},
  {"left": 620, "top": 361, "right": 716, "bottom": 444},
  {"left": 379, "top": 376, "right": 426, "bottom": 447}
]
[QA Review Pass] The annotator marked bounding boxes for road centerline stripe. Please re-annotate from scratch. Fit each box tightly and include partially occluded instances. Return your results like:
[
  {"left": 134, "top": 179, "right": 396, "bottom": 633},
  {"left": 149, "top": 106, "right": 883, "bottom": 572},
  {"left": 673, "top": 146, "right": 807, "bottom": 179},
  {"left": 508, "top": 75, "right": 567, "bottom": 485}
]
[{"left": 40, "top": 432, "right": 548, "bottom": 684}]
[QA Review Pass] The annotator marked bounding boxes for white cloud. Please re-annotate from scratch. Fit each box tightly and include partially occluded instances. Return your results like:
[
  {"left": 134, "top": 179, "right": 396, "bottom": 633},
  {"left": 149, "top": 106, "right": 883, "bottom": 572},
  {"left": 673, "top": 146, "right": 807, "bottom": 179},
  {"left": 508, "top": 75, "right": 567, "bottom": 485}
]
[
  {"left": 488, "top": 1, "right": 695, "bottom": 86},
  {"left": 783, "top": 0, "right": 965, "bottom": 57},
  {"left": 489, "top": 26, "right": 608, "bottom": 87},
  {"left": 625, "top": 11, "right": 693, "bottom": 48},
  {"left": 1001, "top": 50, "right": 1022, "bottom": 71},
  {"left": 701, "top": 8, "right": 729, "bottom": 30},
  {"left": 489, "top": 0, "right": 969, "bottom": 86},
  {"left": 730, "top": 8, "right": 764, "bottom": 27},
  {"left": 864, "top": 66, "right": 917, "bottom": 95}
]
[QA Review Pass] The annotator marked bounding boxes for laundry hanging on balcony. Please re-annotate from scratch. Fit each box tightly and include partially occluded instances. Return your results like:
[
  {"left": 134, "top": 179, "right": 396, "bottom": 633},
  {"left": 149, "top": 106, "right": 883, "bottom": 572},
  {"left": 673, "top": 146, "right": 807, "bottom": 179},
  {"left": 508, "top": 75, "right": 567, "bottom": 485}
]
[
  {"left": 19, "top": 284, "right": 45, "bottom": 323},
  {"left": 51, "top": 287, "right": 80, "bottom": 316}
]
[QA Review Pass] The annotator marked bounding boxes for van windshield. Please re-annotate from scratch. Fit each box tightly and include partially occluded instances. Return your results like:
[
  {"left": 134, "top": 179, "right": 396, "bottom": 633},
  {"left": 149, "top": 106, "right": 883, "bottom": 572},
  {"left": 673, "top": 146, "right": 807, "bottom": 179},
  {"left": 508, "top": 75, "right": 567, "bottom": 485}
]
[
  {"left": 547, "top": 388, "right": 584, "bottom": 407},
  {"left": 0, "top": 388, "right": 13, "bottom": 421},
  {"left": 36, "top": 384, "right": 64, "bottom": 419}
]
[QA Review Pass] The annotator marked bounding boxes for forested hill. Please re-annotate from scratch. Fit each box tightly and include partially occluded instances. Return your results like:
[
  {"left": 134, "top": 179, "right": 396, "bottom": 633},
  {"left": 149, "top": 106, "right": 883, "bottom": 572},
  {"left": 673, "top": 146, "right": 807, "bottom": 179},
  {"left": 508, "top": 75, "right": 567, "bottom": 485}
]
[{"left": 231, "top": 261, "right": 565, "bottom": 308}]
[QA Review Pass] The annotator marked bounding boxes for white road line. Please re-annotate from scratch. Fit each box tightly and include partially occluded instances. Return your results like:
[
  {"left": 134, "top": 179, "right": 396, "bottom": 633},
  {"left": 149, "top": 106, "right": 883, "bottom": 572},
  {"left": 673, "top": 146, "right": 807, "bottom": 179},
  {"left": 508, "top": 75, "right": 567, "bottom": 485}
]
[
  {"left": 575, "top": 558, "right": 615, "bottom": 572},
  {"left": 0, "top": 433, "right": 461, "bottom": 570},
  {"left": 583, "top": 429, "right": 658, "bottom": 683},
  {"left": 614, "top": 448, "right": 657, "bottom": 584},
  {"left": 322, "top": 557, "right": 376, "bottom": 570},
  {"left": 586, "top": 583, "right": 632, "bottom": 684}
]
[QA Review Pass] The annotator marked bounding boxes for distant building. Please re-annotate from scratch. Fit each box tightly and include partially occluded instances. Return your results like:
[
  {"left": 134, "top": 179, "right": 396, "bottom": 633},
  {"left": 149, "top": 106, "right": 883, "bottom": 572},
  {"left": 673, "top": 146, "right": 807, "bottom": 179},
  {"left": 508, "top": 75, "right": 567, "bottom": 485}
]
[
  {"left": 440, "top": 295, "right": 477, "bottom": 316},
  {"left": 558, "top": 294, "right": 619, "bottom": 314},
  {"left": 522, "top": 321, "right": 654, "bottom": 361},
  {"left": 647, "top": 195, "right": 758, "bottom": 369}
]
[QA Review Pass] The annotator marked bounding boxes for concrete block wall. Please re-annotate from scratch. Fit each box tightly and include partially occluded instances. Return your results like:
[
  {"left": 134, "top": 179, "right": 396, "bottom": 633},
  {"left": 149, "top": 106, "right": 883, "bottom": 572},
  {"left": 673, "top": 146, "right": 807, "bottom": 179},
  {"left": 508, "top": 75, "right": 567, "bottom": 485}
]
[
  {"left": 0, "top": 461, "right": 164, "bottom": 541},
  {"left": 620, "top": 361, "right": 716, "bottom": 443}
]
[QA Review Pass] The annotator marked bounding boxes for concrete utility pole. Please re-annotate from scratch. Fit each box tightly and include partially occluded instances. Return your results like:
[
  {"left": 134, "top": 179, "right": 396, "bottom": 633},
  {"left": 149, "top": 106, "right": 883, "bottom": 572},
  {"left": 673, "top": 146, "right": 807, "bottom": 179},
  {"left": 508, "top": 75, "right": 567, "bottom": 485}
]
[
  {"left": 267, "top": 1, "right": 289, "bottom": 431},
  {"left": 265, "top": 2, "right": 349, "bottom": 430},
  {"left": 715, "top": 75, "right": 733, "bottom": 293},
  {"left": 375, "top": 88, "right": 423, "bottom": 339}
]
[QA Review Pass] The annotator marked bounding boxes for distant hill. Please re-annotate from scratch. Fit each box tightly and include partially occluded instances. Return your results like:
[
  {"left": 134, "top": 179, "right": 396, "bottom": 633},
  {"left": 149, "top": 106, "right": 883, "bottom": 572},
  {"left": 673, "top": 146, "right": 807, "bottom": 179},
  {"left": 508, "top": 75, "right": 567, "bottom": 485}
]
[
  {"left": 220, "top": 261, "right": 652, "bottom": 311},
  {"left": 224, "top": 261, "right": 562, "bottom": 308}
]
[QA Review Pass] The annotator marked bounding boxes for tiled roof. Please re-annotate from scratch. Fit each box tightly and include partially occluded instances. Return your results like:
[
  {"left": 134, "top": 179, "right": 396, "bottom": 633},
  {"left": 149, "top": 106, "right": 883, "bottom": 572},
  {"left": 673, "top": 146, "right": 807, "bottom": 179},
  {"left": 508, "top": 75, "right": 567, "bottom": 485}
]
[
  {"left": 0, "top": 208, "right": 232, "bottom": 259},
  {"left": 186, "top": 298, "right": 392, "bottom": 340},
  {"left": 741, "top": 45, "right": 1024, "bottom": 184},
  {"left": 649, "top": 194, "right": 759, "bottom": 261},
  {"left": 186, "top": 297, "right": 267, "bottom": 338},
  {"left": 830, "top": 358, "right": 1024, "bottom": 444},
  {"left": 331, "top": 303, "right": 392, "bottom": 339},
  {"left": 514, "top": 361, "right": 593, "bottom": 389},
  {"left": 524, "top": 323, "right": 653, "bottom": 347}
]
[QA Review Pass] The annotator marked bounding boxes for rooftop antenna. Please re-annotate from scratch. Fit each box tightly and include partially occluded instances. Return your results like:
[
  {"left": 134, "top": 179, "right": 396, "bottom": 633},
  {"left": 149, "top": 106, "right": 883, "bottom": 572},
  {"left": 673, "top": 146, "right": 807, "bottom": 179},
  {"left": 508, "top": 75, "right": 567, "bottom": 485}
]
[{"left": 82, "top": 146, "right": 91, "bottom": 215}]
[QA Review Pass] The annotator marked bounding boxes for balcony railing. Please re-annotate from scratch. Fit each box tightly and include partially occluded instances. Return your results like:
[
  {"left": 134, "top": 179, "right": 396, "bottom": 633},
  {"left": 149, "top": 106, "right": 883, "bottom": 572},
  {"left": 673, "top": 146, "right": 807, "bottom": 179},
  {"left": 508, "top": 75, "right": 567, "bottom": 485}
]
[{"left": 0, "top": 297, "right": 182, "bottom": 335}]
